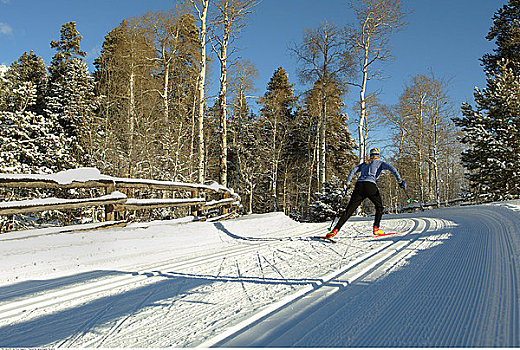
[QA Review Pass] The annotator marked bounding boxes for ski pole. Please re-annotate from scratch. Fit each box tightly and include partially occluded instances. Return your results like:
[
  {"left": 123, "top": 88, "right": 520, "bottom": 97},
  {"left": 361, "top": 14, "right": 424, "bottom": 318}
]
[
  {"left": 403, "top": 188, "right": 414, "bottom": 204},
  {"left": 402, "top": 187, "right": 424, "bottom": 211}
]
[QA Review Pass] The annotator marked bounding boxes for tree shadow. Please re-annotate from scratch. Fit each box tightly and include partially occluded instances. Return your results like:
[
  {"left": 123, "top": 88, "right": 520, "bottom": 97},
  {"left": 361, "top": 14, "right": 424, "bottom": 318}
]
[
  {"left": 0, "top": 271, "right": 213, "bottom": 347},
  {"left": 0, "top": 270, "right": 130, "bottom": 304},
  {"left": 0, "top": 266, "right": 325, "bottom": 347}
]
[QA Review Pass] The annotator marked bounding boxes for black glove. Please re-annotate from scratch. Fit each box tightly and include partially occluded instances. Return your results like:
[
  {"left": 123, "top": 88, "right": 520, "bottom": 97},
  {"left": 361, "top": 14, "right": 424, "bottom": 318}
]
[{"left": 399, "top": 180, "right": 406, "bottom": 189}]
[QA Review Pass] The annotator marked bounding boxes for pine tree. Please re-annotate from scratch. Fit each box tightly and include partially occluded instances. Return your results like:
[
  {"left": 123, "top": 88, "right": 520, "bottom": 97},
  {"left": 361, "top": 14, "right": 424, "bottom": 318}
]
[
  {"left": 456, "top": 62, "right": 520, "bottom": 200},
  {"left": 45, "top": 21, "right": 91, "bottom": 167},
  {"left": 61, "top": 58, "right": 96, "bottom": 164},
  {"left": 3, "top": 51, "right": 48, "bottom": 115},
  {"left": 48, "top": 21, "right": 87, "bottom": 82},
  {"left": 308, "top": 178, "right": 347, "bottom": 222},
  {"left": 0, "top": 65, "right": 7, "bottom": 111},
  {"left": 259, "top": 67, "right": 296, "bottom": 212},
  {"left": 0, "top": 111, "right": 75, "bottom": 174},
  {"left": 482, "top": 0, "right": 520, "bottom": 75},
  {"left": 455, "top": 1, "right": 520, "bottom": 201},
  {"left": 0, "top": 50, "right": 74, "bottom": 174}
]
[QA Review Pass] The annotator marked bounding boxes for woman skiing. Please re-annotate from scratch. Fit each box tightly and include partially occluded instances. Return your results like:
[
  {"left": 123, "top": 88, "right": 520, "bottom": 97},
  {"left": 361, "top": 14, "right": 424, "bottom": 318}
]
[{"left": 327, "top": 148, "right": 406, "bottom": 238}]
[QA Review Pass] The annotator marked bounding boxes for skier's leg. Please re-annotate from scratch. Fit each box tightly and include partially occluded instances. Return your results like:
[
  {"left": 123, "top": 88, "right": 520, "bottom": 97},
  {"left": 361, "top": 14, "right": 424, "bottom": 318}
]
[
  {"left": 333, "top": 183, "right": 365, "bottom": 232},
  {"left": 366, "top": 183, "right": 384, "bottom": 228}
]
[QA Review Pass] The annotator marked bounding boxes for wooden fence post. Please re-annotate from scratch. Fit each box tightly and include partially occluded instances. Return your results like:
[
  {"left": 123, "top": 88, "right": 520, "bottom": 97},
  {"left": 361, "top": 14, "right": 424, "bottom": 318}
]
[
  {"left": 105, "top": 183, "right": 115, "bottom": 221},
  {"left": 191, "top": 190, "right": 199, "bottom": 217},
  {"left": 222, "top": 192, "right": 229, "bottom": 215}
]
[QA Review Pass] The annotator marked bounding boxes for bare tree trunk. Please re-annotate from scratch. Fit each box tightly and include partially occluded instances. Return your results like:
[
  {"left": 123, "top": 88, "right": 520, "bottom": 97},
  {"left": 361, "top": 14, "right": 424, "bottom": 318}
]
[
  {"left": 358, "top": 47, "right": 369, "bottom": 163},
  {"left": 272, "top": 113, "right": 278, "bottom": 212},
  {"left": 283, "top": 159, "right": 289, "bottom": 214},
  {"left": 347, "top": 0, "right": 408, "bottom": 163},
  {"left": 189, "top": 85, "right": 197, "bottom": 182},
  {"left": 248, "top": 177, "right": 254, "bottom": 214},
  {"left": 418, "top": 99, "right": 425, "bottom": 204},
  {"left": 319, "top": 94, "right": 327, "bottom": 188},
  {"left": 128, "top": 68, "right": 136, "bottom": 177},
  {"left": 163, "top": 60, "right": 170, "bottom": 122},
  {"left": 432, "top": 104, "right": 441, "bottom": 206},
  {"left": 218, "top": 1, "right": 230, "bottom": 187},
  {"left": 191, "top": 0, "right": 210, "bottom": 185},
  {"left": 307, "top": 128, "right": 318, "bottom": 207}
]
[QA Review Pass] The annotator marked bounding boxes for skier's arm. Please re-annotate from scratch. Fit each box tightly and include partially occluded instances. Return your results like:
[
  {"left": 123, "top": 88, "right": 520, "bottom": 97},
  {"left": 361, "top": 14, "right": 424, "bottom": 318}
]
[
  {"left": 382, "top": 161, "right": 403, "bottom": 183},
  {"left": 345, "top": 164, "right": 362, "bottom": 185}
]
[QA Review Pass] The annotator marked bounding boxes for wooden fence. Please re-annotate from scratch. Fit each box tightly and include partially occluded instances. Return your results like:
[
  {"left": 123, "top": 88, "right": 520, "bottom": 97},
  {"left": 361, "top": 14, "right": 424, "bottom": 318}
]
[{"left": 0, "top": 169, "right": 241, "bottom": 229}]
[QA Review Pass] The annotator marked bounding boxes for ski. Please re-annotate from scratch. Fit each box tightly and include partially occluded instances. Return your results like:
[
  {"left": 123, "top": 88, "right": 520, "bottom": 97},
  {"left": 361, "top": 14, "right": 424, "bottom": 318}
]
[
  {"left": 356, "top": 230, "right": 408, "bottom": 240},
  {"left": 312, "top": 235, "right": 337, "bottom": 243}
]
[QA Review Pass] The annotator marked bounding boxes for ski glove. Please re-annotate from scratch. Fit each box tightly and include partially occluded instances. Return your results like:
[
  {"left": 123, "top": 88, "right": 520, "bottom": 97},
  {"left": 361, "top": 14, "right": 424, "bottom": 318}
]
[{"left": 399, "top": 180, "right": 406, "bottom": 189}]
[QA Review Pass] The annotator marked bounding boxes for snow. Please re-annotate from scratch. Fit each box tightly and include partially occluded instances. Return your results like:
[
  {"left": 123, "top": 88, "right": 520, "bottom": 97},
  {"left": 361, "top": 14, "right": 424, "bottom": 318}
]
[
  {"left": 0, "top": 167, "right": 111, "bottom": 184},
  {"left": 0, "top": 65, "right": 7, "bottom": 77},
  {"left": 0, "top": 191, "right": 126, "bottom": 209},
  {"left": 0, "top": 168, "right": 238, "bottom": 196},
  {"left": 1, "top": 201, "right": 520, "bottom": 347},
  {"left": 50, "top": 167, "right": 108, "bottom": 184}
]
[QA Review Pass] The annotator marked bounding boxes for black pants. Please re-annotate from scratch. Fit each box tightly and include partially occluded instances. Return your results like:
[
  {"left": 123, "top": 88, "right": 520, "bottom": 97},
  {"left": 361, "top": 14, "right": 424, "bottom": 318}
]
[{"left": 333, "top": 181, "right": 384, "bottom": 231}]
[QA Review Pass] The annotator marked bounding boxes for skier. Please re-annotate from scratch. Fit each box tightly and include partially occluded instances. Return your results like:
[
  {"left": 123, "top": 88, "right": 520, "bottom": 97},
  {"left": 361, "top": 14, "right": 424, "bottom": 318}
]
[{"left": 327, "top": 148, "right": 406, "bottom": 238}]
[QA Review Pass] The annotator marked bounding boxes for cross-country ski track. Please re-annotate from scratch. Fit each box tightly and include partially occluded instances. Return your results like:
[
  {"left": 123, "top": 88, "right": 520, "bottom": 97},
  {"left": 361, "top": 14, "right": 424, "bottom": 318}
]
[{"left": 0, "top": 200, "right": 519, "bottom": 347}]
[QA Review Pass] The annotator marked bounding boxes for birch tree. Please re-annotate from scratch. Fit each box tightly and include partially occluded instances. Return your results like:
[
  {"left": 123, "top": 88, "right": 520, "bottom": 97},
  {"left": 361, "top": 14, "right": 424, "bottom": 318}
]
[
  {"left": 345, "top": 0, "right": 408, "bottom": 162},
  {"left": 141, "top": 9, "right": 199, "bottom": 180},
  {"left": 290, "top": 22, "right": 354, "bottom": 189},
  {"left": 188, "top": 0, "right": 210, "bottom": 184},
  {"left": 228, "top": 59, "right": 259, "bottom": 211},
  {"left": 211, "top": 0, "right": 258, "bottom": 186},
  {"left": 391, "top": 72, "right": 460, "bottom": 205},
  {"left": 93, "top": 19, "right": 156, "bottom": 177}
]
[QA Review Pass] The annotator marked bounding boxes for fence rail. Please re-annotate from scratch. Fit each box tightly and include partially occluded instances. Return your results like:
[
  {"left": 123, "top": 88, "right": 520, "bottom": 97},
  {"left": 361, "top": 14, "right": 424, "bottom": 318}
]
[{"left": 0, "top": 168, "right": 241, "bottom": 228}]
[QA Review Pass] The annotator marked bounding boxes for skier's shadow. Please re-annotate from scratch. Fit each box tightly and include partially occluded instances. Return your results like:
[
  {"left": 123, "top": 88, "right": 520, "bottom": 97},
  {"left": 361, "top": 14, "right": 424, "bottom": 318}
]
[{"left": 213, "top": 222, "right": 296, "bottom": 242}]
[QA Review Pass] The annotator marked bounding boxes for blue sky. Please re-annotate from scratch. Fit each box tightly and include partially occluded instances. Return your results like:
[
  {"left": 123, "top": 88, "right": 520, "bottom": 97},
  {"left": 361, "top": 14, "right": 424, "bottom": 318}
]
[{"left": 0, "top": 0, "right": 507, "bottom": 138}]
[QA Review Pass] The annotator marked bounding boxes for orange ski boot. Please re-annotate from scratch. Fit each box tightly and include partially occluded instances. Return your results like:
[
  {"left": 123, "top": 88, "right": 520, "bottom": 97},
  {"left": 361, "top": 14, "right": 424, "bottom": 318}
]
[
  {"left": 326, "top": 228, "right": 339, "bottom": 239},
  {"left": 373, "top": 226, "right": 385, "bottom": 236}
]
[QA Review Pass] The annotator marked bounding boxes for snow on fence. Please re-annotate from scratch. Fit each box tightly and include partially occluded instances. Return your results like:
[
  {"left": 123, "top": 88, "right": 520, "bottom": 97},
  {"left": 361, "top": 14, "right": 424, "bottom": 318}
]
[{"left": 0, "top": 168, "right": 241, "bottom": 227}]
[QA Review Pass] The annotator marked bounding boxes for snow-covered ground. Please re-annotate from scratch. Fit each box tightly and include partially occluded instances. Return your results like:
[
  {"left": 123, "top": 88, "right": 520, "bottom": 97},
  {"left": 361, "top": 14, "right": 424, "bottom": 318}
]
[{"left": 1, "top": 201, "right": 519, "bottom": 347}]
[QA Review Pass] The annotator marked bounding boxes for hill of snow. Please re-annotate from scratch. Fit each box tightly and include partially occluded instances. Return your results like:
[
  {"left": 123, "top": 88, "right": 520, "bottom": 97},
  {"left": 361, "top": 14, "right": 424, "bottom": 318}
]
[{"left": 1, "top": 201, "right": 519, "bottom": 347}]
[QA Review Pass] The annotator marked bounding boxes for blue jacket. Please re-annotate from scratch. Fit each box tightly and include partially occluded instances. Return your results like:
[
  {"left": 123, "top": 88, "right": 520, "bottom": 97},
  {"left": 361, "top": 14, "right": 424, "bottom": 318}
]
[{"left": 346, "top": 158, "right": 402, "bottom": 185}]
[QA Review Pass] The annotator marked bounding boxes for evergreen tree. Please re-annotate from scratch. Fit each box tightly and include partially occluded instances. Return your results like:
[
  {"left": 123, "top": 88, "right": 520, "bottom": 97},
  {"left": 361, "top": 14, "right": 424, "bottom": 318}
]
[
  {"left": 48, "top": 21, "right": 87, "bottom": 82},
  {"left": 259, "top": 67, "right": 296, "bottom": 212},
  {"left": 482, "top": 0, "right": 520, "bottom": 75},
  {"left": 456, "top": 62, "right": 520, "bottom": 200},
  {"left": 45, "top": 22, "right": 93, "bottom": 167},
  {"left": 61, "top": 58, "right": 96, "bottom": 164},
  {"left": 3, "top": 51, "right": 48, "bottom": 115},
  {"left": 303, "top": 80, "right": 356, "bottom": 179},
  {"left": 0, "top": 110, "right": 75, "bottom": 174},
  {"left": 455, "top": 1, "right": 520, "bottom": 201},
  {"left": 0, "top": 50, "right": 74, "bottom": 174},
  {"left": 0, "top": 65, "right": 7, "bottom": 111},
  {"left": 308, "top": 178, "right": 347, "bottom": 222}
]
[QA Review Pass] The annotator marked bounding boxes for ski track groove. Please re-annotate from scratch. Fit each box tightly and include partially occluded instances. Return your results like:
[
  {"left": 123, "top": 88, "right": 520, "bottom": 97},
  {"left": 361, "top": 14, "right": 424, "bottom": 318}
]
[
  {"left": 56, "top": 299, "right": 115, "bottom": 348},
  {"left": 0, "top": 221, "right": 340, "bottom": 348},
  {"left": 3, "top": 204, "right": 519, "bottom": 347},
  {"left": 92, "top": 290, "right": 155, "bottom": 348},
  {"left": 0, "top": 224, "right": 322, "bottom": 318}
]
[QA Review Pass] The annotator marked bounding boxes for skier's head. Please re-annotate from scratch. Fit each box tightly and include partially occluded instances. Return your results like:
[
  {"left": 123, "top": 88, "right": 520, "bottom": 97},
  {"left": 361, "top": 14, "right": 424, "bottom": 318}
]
[{"left": 369, "top": 148, "right": 380, "bottom": 157}]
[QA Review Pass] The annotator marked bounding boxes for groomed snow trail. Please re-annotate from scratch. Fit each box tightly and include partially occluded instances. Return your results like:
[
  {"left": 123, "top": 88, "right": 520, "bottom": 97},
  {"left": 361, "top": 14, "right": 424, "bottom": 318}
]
[
  {"left": 215, "top": 203, "right": 520, "bottom": 347},
  {"left": 0, "top": 202, "right": 518, "bottom": 347}
]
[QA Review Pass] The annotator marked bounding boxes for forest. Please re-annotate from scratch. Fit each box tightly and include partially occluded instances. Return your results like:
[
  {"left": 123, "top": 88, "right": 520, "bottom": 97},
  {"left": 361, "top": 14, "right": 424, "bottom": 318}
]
[{"left": 0, "top": 0, "right": 518, "bottom": 228}]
